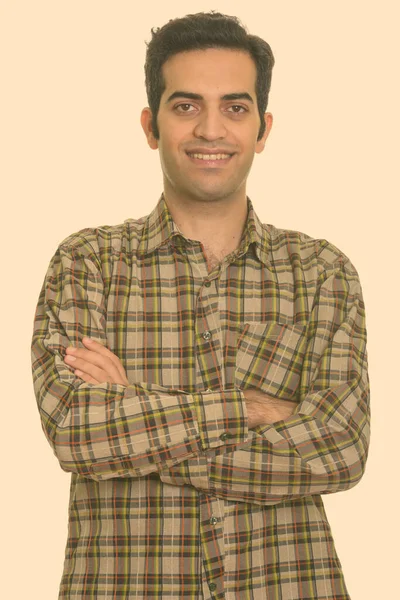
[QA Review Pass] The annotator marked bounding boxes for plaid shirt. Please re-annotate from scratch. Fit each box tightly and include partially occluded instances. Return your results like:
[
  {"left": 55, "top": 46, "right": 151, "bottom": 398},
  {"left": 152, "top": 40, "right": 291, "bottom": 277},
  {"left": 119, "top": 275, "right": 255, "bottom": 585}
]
[{"left": 31, "top": 195, "right": 370, "bottom": 599}]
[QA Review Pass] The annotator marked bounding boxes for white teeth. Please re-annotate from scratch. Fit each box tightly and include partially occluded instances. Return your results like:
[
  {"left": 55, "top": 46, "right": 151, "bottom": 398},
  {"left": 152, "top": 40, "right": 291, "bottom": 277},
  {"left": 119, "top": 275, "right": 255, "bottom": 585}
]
[{"left": 189, "top": 153, "right": 231, "bottom": 160}]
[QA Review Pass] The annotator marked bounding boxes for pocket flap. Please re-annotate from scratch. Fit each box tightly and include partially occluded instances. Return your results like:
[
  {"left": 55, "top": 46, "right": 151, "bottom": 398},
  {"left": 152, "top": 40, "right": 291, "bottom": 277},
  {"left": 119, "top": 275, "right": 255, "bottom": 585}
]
[{"left": 235, "top": 321, "right": 308, "bottom": 399}]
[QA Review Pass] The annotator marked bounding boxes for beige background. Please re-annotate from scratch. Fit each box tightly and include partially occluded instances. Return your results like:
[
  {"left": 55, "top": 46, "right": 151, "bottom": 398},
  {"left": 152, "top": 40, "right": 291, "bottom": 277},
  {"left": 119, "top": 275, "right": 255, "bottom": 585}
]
[{"left": 1, "top": 1, "right": 398, "bottom": 598}]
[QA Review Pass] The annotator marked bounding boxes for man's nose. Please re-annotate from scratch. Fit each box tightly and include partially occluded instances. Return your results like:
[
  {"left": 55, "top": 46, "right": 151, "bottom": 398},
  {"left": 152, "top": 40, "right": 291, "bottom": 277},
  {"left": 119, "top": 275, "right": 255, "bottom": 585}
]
[{"left": 193, "top": 108, "right": 227, "bottom": 140}]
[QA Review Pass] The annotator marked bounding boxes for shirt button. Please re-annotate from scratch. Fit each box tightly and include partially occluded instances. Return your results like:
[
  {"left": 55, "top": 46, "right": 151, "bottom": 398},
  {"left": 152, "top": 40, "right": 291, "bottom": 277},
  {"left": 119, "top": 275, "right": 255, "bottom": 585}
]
[
  {"left": 219, "top": 432, "right": 233, "bottom": 441},
  {"left": 209, "top": 582, "right": 217, "bottom": 591},
  {"left": 202, "top": 330, "right": 212, "bottom": 341},
  {"left": 204, "top": 280, "right": 211, "bottom": 287},
  {"left": 206, "top": 388, "right": 212, "bottom": 393},
  {"left": 209, "top": 516, "right": 218, "bottom": 525}
]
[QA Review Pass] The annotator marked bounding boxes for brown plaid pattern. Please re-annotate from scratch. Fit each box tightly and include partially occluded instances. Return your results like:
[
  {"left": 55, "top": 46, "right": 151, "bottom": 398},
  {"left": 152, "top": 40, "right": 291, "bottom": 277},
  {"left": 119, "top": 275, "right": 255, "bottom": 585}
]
[{"left": 31, "top": 195, "right": 370, "bottom": 598}]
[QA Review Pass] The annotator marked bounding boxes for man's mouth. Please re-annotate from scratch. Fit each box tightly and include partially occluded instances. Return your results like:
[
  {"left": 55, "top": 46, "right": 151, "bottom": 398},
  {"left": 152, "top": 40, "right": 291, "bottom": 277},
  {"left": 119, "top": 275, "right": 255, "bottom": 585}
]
[
  {"left": 186, "top": 151, "right": 234, "bottom": 166},
  {"left": 187, "top": 152, "right": 232, "bottom": 161}
]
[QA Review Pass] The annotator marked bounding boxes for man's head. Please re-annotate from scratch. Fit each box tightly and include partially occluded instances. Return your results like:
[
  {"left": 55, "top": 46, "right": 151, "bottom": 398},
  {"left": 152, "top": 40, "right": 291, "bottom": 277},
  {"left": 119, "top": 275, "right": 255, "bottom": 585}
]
[
  {"left": 140, "top": 12, "right": 275, "bottom": 205},
  {"left": 143, "top": 12, "right": 275, "bottom": 142}
]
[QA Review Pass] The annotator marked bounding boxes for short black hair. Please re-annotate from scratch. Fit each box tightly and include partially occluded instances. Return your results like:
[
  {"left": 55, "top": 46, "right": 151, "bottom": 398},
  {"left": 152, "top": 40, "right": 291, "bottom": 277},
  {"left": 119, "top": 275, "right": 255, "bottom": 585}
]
[{"left": 144, "top": 11, "right": 275, "bottom": 141}]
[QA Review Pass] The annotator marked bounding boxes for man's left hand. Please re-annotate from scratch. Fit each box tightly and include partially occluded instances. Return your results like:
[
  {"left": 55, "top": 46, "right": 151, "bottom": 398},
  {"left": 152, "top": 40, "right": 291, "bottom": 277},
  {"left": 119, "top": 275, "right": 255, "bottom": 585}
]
[{"left": 64, "top": 337, "right": 129, "bottom": 386}]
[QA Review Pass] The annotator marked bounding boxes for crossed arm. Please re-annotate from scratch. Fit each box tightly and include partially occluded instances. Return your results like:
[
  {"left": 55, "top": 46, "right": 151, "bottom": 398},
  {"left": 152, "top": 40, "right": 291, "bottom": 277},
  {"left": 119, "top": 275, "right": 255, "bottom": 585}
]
[
  {"left": 63, "top": 338, "right": 297, "bottom": 428},
  {"left": 32, "top": 243, "right": 370, "bottom": 506}
]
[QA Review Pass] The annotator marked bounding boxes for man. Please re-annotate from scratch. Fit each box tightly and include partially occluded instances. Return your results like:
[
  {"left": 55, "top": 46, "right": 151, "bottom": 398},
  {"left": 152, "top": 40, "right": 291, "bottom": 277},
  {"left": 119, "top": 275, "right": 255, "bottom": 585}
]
[{"left": 31, "top": 11, "right": 370, "bottom": 600}]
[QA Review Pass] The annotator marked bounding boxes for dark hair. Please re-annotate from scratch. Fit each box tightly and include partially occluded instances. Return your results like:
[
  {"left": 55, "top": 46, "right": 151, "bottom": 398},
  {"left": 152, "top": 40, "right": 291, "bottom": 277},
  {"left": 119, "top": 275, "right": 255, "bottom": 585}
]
[{"left": 144, "top": 11, "right": 275, "bottom": 141}]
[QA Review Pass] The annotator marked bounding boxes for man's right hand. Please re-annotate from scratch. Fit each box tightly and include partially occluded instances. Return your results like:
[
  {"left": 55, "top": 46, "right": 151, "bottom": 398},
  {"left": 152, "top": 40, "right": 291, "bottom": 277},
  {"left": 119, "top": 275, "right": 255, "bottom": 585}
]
[
  {"left": 64, "top": 337, "right": 129, "bottom": 386},
  {"left": 242, "top": 388, "right": 297, "bottom": 428}
]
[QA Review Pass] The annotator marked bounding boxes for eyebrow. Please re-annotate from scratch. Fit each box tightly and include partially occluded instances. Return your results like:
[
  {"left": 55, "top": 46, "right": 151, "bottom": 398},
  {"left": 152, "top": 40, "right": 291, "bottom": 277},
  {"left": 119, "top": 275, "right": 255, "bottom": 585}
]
[{"left": 165, "top": 91, "right": 254, "bottom": 104}]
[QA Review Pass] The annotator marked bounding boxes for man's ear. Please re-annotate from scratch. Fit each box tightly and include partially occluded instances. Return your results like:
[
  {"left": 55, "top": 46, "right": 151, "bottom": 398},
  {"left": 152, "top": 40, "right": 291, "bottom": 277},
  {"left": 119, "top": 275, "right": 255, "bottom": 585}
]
[
  {"left": 255, "top": 112, "right": 273, "bottom": 154},
  {"left": 140, "top": 107, "right": 159, "bottom": 150}
]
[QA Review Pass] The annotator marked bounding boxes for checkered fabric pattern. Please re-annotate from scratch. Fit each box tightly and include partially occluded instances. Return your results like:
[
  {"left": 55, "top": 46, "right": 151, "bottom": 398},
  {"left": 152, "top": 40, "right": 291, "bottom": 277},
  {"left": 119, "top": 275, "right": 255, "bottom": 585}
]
[{"left": 31, "top": 195, "right": 370, "bottom": 599}]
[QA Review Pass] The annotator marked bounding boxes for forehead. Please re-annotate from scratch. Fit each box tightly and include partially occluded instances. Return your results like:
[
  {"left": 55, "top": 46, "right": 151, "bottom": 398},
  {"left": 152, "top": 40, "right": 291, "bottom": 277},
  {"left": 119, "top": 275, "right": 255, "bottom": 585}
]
[{"left": 161, "top": 48, "right": 257, "bottom": 97}]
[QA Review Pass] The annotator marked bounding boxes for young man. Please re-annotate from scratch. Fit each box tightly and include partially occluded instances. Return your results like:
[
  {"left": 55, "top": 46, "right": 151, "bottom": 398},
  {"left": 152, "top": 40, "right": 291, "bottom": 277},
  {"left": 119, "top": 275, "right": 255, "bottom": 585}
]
[{"left": 31, "top": 12, "right": 370, "bottom": 600}]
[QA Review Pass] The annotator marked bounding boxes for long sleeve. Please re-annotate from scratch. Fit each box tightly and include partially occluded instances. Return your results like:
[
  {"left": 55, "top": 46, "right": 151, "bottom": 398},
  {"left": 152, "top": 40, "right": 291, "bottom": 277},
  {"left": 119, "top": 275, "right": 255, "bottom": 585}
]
[
  {"left": 159, "top": 257, "right": 370, "bottom": 506},
  {"left": 31, "top": 243, "right": 249, "bottom": 481}
]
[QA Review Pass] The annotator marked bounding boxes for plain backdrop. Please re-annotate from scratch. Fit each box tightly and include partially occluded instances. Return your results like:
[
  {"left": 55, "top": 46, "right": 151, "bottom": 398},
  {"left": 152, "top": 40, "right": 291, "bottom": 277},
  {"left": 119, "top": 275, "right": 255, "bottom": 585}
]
[{"left": 1, "top": 1, "right": 399, "bottom": 598}]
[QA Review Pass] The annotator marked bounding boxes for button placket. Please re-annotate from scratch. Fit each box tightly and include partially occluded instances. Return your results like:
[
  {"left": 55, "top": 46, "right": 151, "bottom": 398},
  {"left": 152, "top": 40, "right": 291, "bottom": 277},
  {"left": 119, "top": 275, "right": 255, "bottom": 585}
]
[{"left": 199, "top": 493, "right": 224, "bottom": 600}]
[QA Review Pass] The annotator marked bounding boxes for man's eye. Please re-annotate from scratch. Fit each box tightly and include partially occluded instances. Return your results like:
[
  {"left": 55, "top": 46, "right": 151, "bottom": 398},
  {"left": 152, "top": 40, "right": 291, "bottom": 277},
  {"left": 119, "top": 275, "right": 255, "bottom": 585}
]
[
  {"left": 228, "top": 105, "right": 247, "bottom": 114},
  {"left": 175, "top": 104, "right": 195, "bottom": 113}
]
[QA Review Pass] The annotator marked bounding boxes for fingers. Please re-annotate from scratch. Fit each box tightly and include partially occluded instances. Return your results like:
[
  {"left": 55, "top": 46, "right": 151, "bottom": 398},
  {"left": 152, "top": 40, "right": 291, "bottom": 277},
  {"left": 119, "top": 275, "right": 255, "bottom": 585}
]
[
  {"left": 81, "top": 338, "right": 129, "bottom": 383},
  {"left": 64, "top": 338, "right": 129, "bottom": 386},
  {"left": 74, "top": 369, "right": 101, "bottom": 385},
  {"left": 65, "top": 345, "right": 116, "bottom": 372},
  {"left": 65, "top": 352, "right": 119, "bottom": 383}
]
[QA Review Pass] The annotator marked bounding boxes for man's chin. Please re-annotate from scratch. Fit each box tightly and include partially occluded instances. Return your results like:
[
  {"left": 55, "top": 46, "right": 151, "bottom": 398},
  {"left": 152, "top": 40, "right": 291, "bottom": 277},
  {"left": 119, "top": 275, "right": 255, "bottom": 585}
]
[{"left": 184, "top": 183, "right": 239, "bottom": 203}]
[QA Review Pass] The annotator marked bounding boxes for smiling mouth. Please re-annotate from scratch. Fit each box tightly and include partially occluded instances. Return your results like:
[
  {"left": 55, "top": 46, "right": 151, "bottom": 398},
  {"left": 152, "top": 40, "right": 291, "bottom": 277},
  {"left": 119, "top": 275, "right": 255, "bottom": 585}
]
[
  {"left": 186, "top": 152, "right": 234, "bottom": 166},
  {"left": 187, "top": 152, "right": 232, "bottom": 160}
]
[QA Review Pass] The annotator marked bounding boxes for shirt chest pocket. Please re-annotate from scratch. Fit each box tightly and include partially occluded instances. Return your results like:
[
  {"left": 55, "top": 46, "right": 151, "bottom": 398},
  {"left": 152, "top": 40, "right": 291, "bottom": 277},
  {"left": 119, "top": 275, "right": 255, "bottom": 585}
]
[{"left": 235, "top": 321, "right": 308, "bottom": 399}]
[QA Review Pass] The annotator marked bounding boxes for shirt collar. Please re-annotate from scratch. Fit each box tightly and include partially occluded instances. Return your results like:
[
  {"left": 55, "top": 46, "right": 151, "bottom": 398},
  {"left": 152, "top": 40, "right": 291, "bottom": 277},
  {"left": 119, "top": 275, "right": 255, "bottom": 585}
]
[{"left": 137, "top": 194, "right": 270, "bottom": 267}]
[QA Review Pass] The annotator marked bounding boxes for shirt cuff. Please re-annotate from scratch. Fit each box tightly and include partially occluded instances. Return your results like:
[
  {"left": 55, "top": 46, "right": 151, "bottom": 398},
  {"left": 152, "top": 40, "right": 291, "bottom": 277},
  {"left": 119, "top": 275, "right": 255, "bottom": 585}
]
[{"left": 192, "top": 388, "right": 249, "bottom": 451}]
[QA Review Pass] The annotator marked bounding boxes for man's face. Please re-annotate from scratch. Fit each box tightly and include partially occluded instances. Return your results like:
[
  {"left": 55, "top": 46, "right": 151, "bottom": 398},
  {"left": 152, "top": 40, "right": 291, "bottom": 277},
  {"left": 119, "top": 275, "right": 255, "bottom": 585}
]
[{"left": 141, "top": 48, "right": 272, "bottom": 204}]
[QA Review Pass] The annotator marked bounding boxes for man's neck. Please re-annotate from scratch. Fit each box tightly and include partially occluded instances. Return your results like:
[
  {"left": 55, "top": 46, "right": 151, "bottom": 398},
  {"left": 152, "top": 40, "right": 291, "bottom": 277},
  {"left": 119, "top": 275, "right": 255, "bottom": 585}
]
[{"left": 163, "top": 192, "right": 249, "bottom": 256}]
